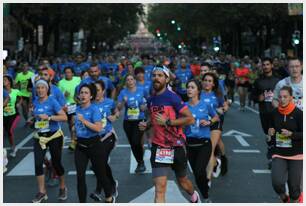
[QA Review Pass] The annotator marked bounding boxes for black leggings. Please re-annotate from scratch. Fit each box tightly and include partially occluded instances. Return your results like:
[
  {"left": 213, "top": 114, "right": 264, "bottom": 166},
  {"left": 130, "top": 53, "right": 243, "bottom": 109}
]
[
  {"left": 259, "top": 111, "right": 273, "bottom": 159},
  {"left": 94, "top": 134, "right": 116, "bottom": 193},
  {"left": 33, "top": 133, "right": 64, "bottom": 176},
  {"left": 271, "top": 157, "right": 303, "bottom": 200},
  {"left": 123, "top": 120, "right": 144, "bottom": 163},
  {"left": 187, "top": 138, "right": 212, "bottom": 199},
  {"left": 75, "top": 137, "right": 114, "bottom": 202}
]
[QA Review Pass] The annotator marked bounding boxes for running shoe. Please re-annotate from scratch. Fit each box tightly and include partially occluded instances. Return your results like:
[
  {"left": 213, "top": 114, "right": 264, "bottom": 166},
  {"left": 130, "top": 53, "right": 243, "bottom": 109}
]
[
  {"left": 104, "top": 196, "right": 116, "bottom": 203},
  {"left": 189, "top": 190, "right": 201, "bottom": 203},
  {"left": 32, "top": 192, "right": 48, "bottom": 203},
  {"left": 90, "top": 191, "right": 102, "bottom": 202},
  {"left": 112, "top": 179, "right": 119, "bottom": 198},
  {"left": 68, "top": 142, "right": 76, "bottom": 151},
  {"left": 220, "top": 155, "right": 228, "bottom": 176},
  {"left": 212, "top": 158, "right": 221, "bottom": 178},
  {"left": 9, "top": 148, "right": 16, "bottom": 158},
  {"left": 58, "top": 187, "right": 68, "bottom": 201},
  {"left": 135, "top": 162, "right": 146, "bottom": 173}
]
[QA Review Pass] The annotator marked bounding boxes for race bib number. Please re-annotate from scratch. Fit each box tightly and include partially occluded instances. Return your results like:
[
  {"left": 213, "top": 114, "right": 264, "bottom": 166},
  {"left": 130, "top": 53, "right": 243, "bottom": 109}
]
[
  {"left": 264, "top": 90, "right": 274, "bottom": 102},
  {"left": 4, "top": 106, "right": 13, "bottom": 115},
  {"left": 127, "top": 108, "right": 140, "bottom": 120},
  {"left": 110, "top": 75, "right": 115, "bottom": 81},
  {"left": 35, "top": 120, "right": 50, "bottom": 129},
  {"left": 181, "top": 82, "right": 186, "bottom": 90},
  {"left": 155, "top": 148, "right": 174, "bottom": 164},
  {"left": 20, "top": 81, "right": 28, "bottom": 90},
  {"left": 67, "top": 104, "right": 77, "bottom": 114},
  {"left": 276, "top": 132, "right": 292, "bottom": 148}
]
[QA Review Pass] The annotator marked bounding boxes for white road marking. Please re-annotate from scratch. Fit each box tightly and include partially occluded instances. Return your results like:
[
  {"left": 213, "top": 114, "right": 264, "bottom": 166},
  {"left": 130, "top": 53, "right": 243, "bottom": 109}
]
[
  {"left": 234, "top": 101, "right": 259, "bottom": 114},
  {"left": 15, "top": 131, "right": 35, "bottom": 152},
  {"left": 7, "top": 152, "right": 34, "bottom": 176},
  {"left": 68, "top": 170, "right": 94, "bottom": 175},
  {"left": 234, "top": 135, "right": 250, "bottom": 147},
  {"left": 252, "top": 169, "right": 271, "bottom": 174},
  {"left": 233, "top": 149, "right": 260, "bottom": 153}
]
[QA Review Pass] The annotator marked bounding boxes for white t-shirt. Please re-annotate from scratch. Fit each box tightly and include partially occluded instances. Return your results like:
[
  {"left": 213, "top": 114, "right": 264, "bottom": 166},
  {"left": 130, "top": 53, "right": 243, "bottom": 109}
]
[{"left": 273, "top": 76, "right": 303, "bottom": 110}]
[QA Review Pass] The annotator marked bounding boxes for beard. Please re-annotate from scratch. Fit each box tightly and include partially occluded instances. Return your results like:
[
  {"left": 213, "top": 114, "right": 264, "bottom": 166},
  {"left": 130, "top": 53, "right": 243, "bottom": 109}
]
[{"left": 153, "top": 81, "right": 166, "bottom": 92}]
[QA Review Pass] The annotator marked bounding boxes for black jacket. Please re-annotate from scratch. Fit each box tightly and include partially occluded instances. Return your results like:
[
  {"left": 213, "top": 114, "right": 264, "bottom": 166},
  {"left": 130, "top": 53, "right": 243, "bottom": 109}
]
[{"left": 270, "top": 107, "right": 303, "bottom": 156}]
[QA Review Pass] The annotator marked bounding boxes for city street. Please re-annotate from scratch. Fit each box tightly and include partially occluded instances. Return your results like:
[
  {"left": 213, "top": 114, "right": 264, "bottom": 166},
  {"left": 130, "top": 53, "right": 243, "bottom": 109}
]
[{"left": 4, "top": 102, "right": 280, "bottom": 203}]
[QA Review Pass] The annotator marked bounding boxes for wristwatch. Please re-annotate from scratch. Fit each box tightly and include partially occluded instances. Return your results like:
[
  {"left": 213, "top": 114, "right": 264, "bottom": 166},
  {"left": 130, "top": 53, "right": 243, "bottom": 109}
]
[{"left": 165, "top": 119, "right": 172, "bottom": 126}]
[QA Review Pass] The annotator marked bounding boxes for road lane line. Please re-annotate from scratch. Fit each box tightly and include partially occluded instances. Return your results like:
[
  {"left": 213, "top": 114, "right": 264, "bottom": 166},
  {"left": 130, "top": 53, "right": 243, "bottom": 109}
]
[
  {"left": 15, "top": 131, "right": 35, "bottom": 152},
  {"left": 233, "top": 149, "right": 260, "bottom": 153},
  {"left": 234, "top": 135, "right": 250, "bottom": 147},
  {"left": 252, "top": 169, "right": 271, "bottom": 174},
  {"left": 68, "top": 170, "right": 94, "bottom": 175}
]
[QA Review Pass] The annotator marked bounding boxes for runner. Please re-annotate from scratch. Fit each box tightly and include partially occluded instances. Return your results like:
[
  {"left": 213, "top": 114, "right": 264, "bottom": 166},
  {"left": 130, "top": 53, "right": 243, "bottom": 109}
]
[
  {"left": 185, "top": 79, "right": 219, "bottom": 203},
  {"left": 235, "top": 61, "right": 251, "bottom": 111},
  {"left": 268, "top": 86, "right": 303, "bottom": 203},
  {"left": 31, "top": 79, "right": 68, "bottom": 203},
  {"left": 135, "top": 66, "right": 152, "bottom": 98},
  {"left": 138, "top": 65, "right": 201, "bottom": 203},
  {"left": 117, "top": 74, "right": 147, "bottom": 173},
  {"left": 272, "top": 57, "right": 303, "bottom": 111},
  {"left": 201, "top": 72, "right": 228, "bottom": 180},
  {"left": 174, "top": 58, "right": 193, "bottom": 102},
  {"left": 90, "top": 80, "right": 119, "bottom": 201},
  {"left": 15, "top": 61, "right": 34, "bottom": 121},
  {"left": 3, "top": 74, "right": 22, "bottom": 157},
  {"left": 253, "top": 58, "right": 280, "bottom": 169},
  {"left": 74, "top": 83, "right": 115, "bottom": 203}
]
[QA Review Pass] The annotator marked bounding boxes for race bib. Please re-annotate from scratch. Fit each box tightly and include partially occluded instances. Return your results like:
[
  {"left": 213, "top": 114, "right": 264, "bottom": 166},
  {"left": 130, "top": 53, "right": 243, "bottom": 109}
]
[
  {"left": 155, "top": 148, "right": 174, "bottom": 164},
  {"left": 67, "top": 104, "right": 77, "bottom": 115},
  {"left": 4, "top": 106, "right": 13, "bottom": 115},
  {"left": 20, "top": 81, "right": 28, "bottom": 90},
  {"left": 127, "top": 108, "right": 140, "bottom": 120},
  {"left": 276, "top": 132, "right": 292, "bottom": 148},
  {"left": 35, "top": 120, "right": 50, "bottom": 130},
  {"left": 101, "top": 117, "right": 107, "bottom": 127},
  {"left": 264, "top": 90, "right": 274, "bottom": 102},
  {"left": 110, "top": 75, "right": 115, "bottom": 81},
  {"left": 181, "top": 82, "right": 186, "bottom": 90}
]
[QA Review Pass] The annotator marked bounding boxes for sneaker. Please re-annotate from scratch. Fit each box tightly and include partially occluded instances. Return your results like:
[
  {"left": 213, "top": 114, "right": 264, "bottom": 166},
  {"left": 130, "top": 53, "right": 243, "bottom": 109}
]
[
  {"left": 190, "top": 190, "right": 201, "bottom": 203},
  {"left": 207, "top": 180, "right": 211, "bottom": 189},
  {"left": 112, "top": 179, "right": 119, "bottom": 198},
  {"left": 104, "top": 196, "right": 116, "bottom": 203},
  {"left": 90, "top": 191, "right": 102, "bottom": 202},
  {"left": 212, "top": 158, "right": 221, "bottom": 178},
  {"left": 58, "top": 187, "right": 68, "bottom": 201},
  {"left": 281, "top": 194, "right": 290, "bottom": 203},
  {"left": 203, "top": 198, "right": 212, "bottom": 203},
  {"left": 47, "top": 177, "right": 59, "bottom": 187},
  {"left": 135, "top": 162, "right": 146, "bottom": 174},
  {"left": 220, "top": 155, "right": 228, "bottom": 176},
  {"left": 267, "top": 160, "right": 272, "bottom": 170},
  {"left": 32, "top": 192, "right": 48, "bottom": 203},
  {"left": 9, "top": 148, "right": 17, "bottom": 158}
]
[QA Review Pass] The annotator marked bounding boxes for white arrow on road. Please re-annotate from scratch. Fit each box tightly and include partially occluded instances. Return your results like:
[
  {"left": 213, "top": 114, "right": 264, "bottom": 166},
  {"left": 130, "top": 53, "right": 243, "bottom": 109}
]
[
  {"left": 130, "top": 149, "right": 152, "bottom": 174},
  {"left": 223, "top": 130, "right": 252, "bottom": 147},
  {"left": 129, "top": 180, "right": 188, "bottom": 203}
]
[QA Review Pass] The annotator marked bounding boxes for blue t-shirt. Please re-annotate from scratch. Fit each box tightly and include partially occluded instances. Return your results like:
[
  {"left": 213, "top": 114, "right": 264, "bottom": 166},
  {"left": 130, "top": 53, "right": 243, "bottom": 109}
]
[
  {"left": 175, "top": 68, "right": 193, "bottom": 94},
  {"left": 94, "top": 98, "right": 116, "bottom": 135},
  {"left": 74, "top": 104, "right": 102, "bottom": 139},
  {"left": 200, "top": 91, "right": 224, "bottom": 111},
  {"left": 33, "top": 96, "right": 62, "bottom": 132},
  {"left": 118, "top": 87, "right": 147, "bottom": 120},
  {"left": 185, "top": 100, "right": 217, "bottom": 139},
  {"left": 218, "top": 79, "right": 226, "bottom": 97},
  {"left": 32, "top": 84, "right": 66, "bottom": 107},
  {"left": 73, "top": 62, "right": 90, "bottom": 76},
  {"left": 136, "top": 81, "right": 152, "bottom": 99},
  {"left": 3, "top": 89, "right": 9, "bottom": 99},
  {"left": 144, "top": 65, "right": 154, "bottom": 81}
]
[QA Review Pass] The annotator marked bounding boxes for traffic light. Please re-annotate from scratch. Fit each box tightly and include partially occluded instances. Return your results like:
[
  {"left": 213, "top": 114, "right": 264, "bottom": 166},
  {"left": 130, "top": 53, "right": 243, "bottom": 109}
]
[
  {"left": 177, "top": 26, "right": 181, "bottom": 31},
  {"left": 171, "top": 20, "right": 175, "bottom": 24},
  {"left": 292, "top": 30, "right": 300, "bottom": 46}
]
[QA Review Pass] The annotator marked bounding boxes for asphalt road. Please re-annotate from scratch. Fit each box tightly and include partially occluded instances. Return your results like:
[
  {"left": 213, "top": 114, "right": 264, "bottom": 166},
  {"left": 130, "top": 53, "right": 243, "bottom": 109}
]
[{"left": 3, "top": 102, "right": 280, "bottom": 203}]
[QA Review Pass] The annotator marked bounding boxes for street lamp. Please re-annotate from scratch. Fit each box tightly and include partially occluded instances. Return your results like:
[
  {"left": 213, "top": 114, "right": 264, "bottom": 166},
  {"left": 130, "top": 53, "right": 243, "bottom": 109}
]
[
  {"left": 171, "top": 20, "right": 176, "bottom": 24},
  {"left": 177, "top": 26, "right": 181, "bottom": 31}
]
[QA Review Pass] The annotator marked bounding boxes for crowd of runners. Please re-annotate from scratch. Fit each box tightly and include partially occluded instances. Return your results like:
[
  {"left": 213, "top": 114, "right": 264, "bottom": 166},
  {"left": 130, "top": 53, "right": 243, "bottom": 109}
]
[{"left": 2, "top": 51, "right": 303, "bottom": 203}]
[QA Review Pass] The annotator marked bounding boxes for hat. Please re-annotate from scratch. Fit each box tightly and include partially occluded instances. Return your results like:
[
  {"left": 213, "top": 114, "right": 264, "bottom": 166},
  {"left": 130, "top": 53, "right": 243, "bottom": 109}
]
[{"left": 152, "top": 65, "right": 170, "bottom": 77}]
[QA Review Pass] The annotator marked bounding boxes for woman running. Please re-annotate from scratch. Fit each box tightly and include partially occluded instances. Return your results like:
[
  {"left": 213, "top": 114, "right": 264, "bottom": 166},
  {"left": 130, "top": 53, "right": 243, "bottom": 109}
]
[
  {"left": 74, "top": 83, "right": 115, "bottom": 203},
  {"left": 31, "top": 79, "right": 68, "bottom": 203},
  {"left": 116, "top": 74, "right": 147, "bottom": 173},
  {"left": 185, "top": 79, "right": 219, "bottom": 203},
  {"left": 268, "top": 86, "right": 303, "bottom": 203}
]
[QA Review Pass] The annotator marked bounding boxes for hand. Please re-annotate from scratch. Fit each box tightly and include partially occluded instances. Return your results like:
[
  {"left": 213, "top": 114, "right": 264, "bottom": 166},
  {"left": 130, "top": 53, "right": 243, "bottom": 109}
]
[
  {"left": 200, "top": 119, "right": 211, "bottom": 126},
  {"left": 258, "top": 94, "right": 265, "bottom": 102},
  {"left": 108, "top": 115, "right": 117, "bottom": 122},
  {"left": 138, "top": 121, "right": 147, "bottom": 131},
  {"left": 281, "top": 129, "right": 293, "bottom": 137},
  {"left": 216, "top": 108, "right": 224, "bottom": 115},
  {"left": 155, "top": 113, "right": 167, "bottom": 126},
  {"left": 63, "top": 105, "right": 68, "bottom": 113},
  {"left": 77, "top": 114, "right": 85, "bottom": 124},
  {"left": 268, "top": 128, "right": 275, "bottom": 136},
  {"left": 38, "top": 114, "right": 49, "bottom": 120},
  {"left": 64, "top": 91, "right": 70, "bottom": 97}
]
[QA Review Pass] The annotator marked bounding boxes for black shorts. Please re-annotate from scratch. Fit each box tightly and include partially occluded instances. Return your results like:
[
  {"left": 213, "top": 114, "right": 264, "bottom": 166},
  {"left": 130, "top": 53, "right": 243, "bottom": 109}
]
[
  {"left": 150, "top": 144, "right": 187, "bottom": 178},
  {"left": 210, "top": 115, "right": 224, "bottom": 131}
]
